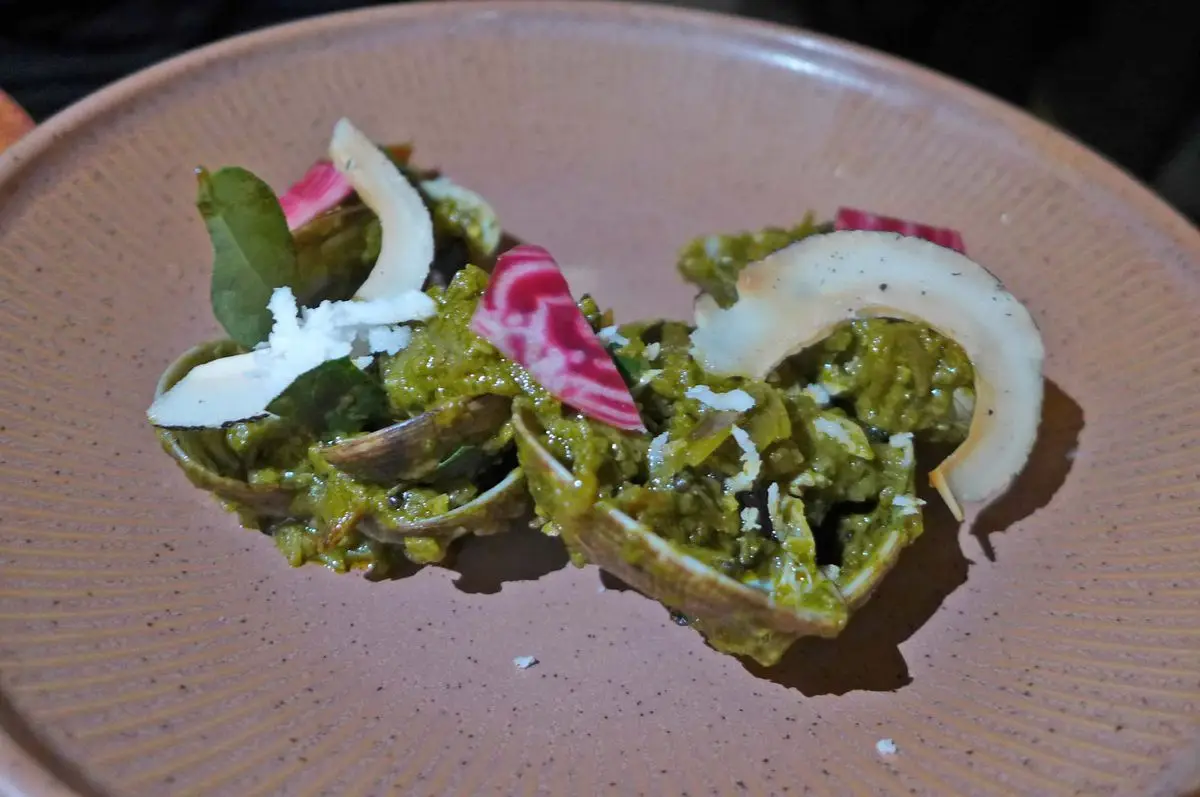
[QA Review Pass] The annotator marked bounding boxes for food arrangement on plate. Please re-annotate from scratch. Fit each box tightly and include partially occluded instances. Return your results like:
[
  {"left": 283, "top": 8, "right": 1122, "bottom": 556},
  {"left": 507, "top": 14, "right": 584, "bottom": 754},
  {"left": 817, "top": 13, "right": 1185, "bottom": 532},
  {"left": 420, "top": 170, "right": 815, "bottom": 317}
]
[{"left": 148, "top": 118, "right": 1044, "bottom": 666}]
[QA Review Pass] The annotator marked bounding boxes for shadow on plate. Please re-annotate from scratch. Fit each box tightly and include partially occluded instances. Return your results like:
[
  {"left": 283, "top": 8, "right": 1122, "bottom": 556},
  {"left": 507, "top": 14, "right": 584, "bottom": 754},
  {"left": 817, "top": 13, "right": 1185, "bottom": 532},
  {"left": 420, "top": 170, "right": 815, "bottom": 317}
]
[
  {"left": 739, "top": 377, "right": 1082, "bottom": 695},
  {"left": 448, "top": 523, "right": 570, "bottom": 594},
  {"left": 739, "top": 482, "right": 966, "bottom": 696},
  {"left": 601, "top": 378, "right": 1082, "bottom": 696},
  {"left": 0, "top": 691, "right": 113, "bottom": 797},
  {"left": 971, "top": 378, "right": 1083, "bottom": 561}
]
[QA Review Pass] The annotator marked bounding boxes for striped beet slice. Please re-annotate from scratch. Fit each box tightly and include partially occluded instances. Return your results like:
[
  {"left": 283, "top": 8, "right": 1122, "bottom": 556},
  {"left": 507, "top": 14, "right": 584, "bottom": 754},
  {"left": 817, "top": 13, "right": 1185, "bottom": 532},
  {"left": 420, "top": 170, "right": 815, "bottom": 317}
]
[
  {"left": 470, "top": 245, "right": 646, "bottom": 432},
  {"left": 279, "top": 145, "right": 414, "bottom": 231},
  {"left": 835, "top": 207, "right": 966, "bottom": 253},
  {"left": 279, "top": 160, "right": 353, "bottom": 231}
]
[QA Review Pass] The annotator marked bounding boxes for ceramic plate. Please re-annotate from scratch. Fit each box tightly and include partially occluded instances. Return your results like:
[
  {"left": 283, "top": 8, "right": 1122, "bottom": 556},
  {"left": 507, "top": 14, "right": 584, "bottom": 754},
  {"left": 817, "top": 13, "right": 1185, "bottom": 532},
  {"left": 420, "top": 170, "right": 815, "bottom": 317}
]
[{"left": 1, "top": 3, "right": 1198, "bottom": 795}]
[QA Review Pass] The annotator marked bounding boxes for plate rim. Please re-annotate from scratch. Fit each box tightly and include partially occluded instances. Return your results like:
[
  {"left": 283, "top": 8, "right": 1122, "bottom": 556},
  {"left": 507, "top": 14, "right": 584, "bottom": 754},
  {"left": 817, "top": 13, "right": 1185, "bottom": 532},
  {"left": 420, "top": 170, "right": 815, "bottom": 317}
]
[{"left": 0, "top": 2, "right": 1197, "bottom": 795}]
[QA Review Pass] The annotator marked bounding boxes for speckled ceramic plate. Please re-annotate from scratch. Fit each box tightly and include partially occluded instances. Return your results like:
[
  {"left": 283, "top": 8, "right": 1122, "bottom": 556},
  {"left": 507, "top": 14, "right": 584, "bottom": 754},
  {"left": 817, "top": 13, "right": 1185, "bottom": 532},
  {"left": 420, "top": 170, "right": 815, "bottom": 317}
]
[{"left": 1, "top": 3, "right": 1198, "bottom": 796}]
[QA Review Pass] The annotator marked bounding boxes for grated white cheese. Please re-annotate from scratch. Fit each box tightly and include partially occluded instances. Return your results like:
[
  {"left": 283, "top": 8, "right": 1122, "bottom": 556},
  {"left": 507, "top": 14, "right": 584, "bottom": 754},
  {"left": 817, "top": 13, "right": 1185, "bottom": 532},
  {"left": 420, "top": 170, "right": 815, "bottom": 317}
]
[
  {"left": 766, "top": 482, "right": 782, "bottom": 534},
  {"left": 888, "top": 432, "right": 915, "bottom": 469},
  {"left": 366, "top": 324, "right": 413, "bottom": 356},
  {"left": 597, "top": 326, "right": 630, "bottom": 347},
  {"left": 802, "top": 383, "right": 832, "bottom": 407},
  {"left": 740, "top": 506, "right": 761, "bottom": 533},
  {"left": 813, "top": 417, "right": 854, "bottom": 447},
  {"left": 635, "top": 368, "right": 663, "bottom": 389},
  {"left": 724, "top": 426, "right": 761, "bottom": 493},
  {"left": 876, "top": 738, "right": 897, "bottom": 756},
  {"left": 513, "top": 656, "right": 538, "bottom": 670},
  {"left": 685, "top": 385, "right": 756, "bottom": 412},
  {"left": 643, "top": 342, "right": 661, "bottom": 361},
  {"left": 647, "top": 431, "right": 669, "bottom": 475},
  {"left": 891, "top": 494, "right": 926, "bottom": 516},
  {"left": 148, "top": 287, "right": 433, "bottom": 428},
  {"left": 790, "top": 472, "right": 818, "bottom": 489}
]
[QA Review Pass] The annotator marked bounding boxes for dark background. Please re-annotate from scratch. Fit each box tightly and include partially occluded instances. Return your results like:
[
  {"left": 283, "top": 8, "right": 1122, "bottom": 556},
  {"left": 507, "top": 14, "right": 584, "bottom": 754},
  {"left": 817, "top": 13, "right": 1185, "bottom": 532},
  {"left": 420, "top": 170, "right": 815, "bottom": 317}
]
[{"left": 1, "top": 0, "right": 1196, "bottom": 221}]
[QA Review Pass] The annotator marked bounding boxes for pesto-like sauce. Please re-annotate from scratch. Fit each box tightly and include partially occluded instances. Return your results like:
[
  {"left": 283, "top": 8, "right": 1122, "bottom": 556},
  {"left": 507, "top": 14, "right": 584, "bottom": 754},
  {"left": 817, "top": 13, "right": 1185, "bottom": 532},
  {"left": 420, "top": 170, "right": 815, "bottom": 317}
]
[
  {"left": 161, "top": 208, "right": 976, "bottom": 666},
  {"left": 676, "top": 215, "right": 827, "bottom": 308}
]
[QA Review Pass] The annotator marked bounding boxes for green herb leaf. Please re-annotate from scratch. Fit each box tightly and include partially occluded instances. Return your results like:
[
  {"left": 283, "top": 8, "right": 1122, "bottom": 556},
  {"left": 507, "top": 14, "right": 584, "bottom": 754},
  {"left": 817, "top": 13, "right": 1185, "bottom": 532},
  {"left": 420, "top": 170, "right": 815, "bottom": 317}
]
[
  {"left": 613, "top": 354, "right": 646, "bottom": 385},
  {"left": 265, "top": 358, "right": 389, "bottom": 439},
  {"left": 198, "top": 167, "right": 299, "bottom": 347}
]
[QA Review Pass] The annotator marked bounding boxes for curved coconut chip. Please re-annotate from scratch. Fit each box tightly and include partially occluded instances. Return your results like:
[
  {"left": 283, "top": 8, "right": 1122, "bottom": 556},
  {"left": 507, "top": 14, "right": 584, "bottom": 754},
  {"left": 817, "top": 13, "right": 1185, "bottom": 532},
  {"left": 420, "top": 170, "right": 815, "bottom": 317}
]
[
  {"left": 690, "top": 230, "right": 1044, "bottom": 520},
  {"left": 329, "top": 118, "right": 434, "bottom": 300},
  {"left": 470, "top": 245, "right": 646, "bottom": 432}
]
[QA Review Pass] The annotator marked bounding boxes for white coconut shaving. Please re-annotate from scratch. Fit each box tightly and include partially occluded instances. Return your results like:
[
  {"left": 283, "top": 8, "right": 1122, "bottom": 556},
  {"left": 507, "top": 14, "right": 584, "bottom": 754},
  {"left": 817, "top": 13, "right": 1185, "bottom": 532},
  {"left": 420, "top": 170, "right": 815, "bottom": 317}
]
[
  {"left": 597, "top": 326, "right": 630, "bottom": 347},
  {"left": 802, "top": 383, "right": 832, "bottom": 407},
  {"left": 790, "top": 471, "right": 818, "bottom": 490},
  {"left": 419, "top": 176, "right": 501, "bottom": 257},
  {"left": 766, "top": 482, "right": 782, "bottom": 533},
  {"left": 740, "top": 506, "right": 761, "bottom": 533},
  {"left": 888, "top": 432, "right": 915, "bottom": 469},
  {"left": 148, "top": 117, "right": 440, "bottom": 430},
  {"left": 685, "top": 385, "right": 756, "bottom": 412},
  {"left": 812, "top": 417, "right": 854, "bottom": 448},
  {"left": 366, "top": 324, "right": 413, "bottom": 356},
  {"left": 149, "top": 287, "right": 434, "bottom": 428},
  {"left": 647, "top": 431, "right": 669, "bottom": 475},
  {"left": 811, "top": 414, "right": 874, "bottom": 459},
  {"left": 643, "top": 342, "right": 661, "bottom": 361},
  {"left": 635, "top": 368, "right": 663, "bottom": 389},
  {"left": 724, "top": 426, "right": 761, "bottom": 493},
  {"left": 513, "top": 656, "right": 538, "bottom": 670},
  {"left": 891, "top": 494, "right": 926, "bottom": 516}
]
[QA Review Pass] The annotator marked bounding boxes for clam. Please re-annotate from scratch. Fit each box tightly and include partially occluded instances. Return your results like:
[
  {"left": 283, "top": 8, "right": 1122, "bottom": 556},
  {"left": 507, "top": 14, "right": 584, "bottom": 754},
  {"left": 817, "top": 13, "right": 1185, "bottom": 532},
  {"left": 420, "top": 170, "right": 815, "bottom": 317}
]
[
  {"left": 321, "top": 394, "right": 512, "bottom": 483},
  {"left": 692, "top": 230, "right": 1045, "bottom": 520},
  {"left": 154, "top": 340, "right": 296, "bottom": 517},
  {"left": 359, "top": 468, "right": 530, "bottom": 545},
  {"left": 509, "top": 232, "right": 1044, "bottom": 665},
  {"left": 513, "top": 407, "right": 849, "bottom": 665}
]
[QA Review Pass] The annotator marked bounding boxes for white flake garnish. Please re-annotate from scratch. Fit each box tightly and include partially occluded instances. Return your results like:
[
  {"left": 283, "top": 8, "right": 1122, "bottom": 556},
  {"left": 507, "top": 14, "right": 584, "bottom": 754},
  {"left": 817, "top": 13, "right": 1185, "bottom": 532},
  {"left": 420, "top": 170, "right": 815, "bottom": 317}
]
[
  {"left": 740, "top": 506, "right": 761, "bottom": 533},
  {"left": 647, "top": 431, "right": 669, "bottom": 475},
  {"left": 597, "top": 326, "right": 630, "bottom": 347},
  {"left": 724, "top": 426, "right": 761, "bottom": 493},
  {"left": 888, "top": 432, "right": 915, "bottom": 469},
  {"left": 802, "top": 383, "right": 832, "bottom": 407},
  {"left": 513, "top": 656, "right": 538, "bottom": 670},
  {"left": 643, "top": 342, "right": 661, "bottom": 361},
  {"left": 148, "top": 287, "right": 432, "bottom": 428},
  {"left": 685, "top": 385, "right": 756, "bottom": 412},
  {"left": 766, "top": 482, "right": 782, "bottom": 534},
  {"left": 876, "top": 738, "right": 897, "bottom": 756},
  {"left": 813, "top": 417, "right": 853, "bottom": 447},
  {"left": 821, "top": 564, "right": 841, "bottom": 580},
  {"left": 891, "top": 494, "right": 926, "bottom": 516}
]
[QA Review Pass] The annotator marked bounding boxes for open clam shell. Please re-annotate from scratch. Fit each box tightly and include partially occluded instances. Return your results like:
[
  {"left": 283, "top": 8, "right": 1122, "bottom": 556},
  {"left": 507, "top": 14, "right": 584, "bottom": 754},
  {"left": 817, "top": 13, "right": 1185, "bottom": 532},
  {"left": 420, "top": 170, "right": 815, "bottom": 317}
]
[
  {"left": 512, "top": 408, "right": 851, "bottom": 662},
  {"left": 359, "top": 468, "right": 530, "bottom": 545},
  {"left": 154, "top": 340, "right": 295, "bottom": 517},
  {"left": 322, "top": 394, "right": 512, "bottom": 483}
]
